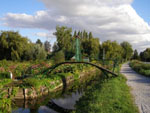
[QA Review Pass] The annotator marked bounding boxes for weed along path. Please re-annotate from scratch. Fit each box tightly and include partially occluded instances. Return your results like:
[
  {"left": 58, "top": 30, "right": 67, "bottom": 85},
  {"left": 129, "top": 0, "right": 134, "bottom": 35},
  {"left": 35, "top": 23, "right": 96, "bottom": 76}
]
[{"left": 121, "top": 63, "right": 150, "bottom": 113}]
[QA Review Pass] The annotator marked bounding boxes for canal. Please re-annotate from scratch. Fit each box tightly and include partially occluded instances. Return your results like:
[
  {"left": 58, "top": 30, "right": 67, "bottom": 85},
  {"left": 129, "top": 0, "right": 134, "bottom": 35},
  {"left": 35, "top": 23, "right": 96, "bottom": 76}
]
[{"left": 12, "top": 71, "right": 101, "bottom": 113}]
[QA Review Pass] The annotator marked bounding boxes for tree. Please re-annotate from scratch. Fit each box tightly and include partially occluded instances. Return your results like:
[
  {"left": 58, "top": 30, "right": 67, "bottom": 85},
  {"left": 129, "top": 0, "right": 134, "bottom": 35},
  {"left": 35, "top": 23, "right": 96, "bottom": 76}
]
[
  {"left": 52, "top": 42, "right": 59, "bottom": 52},
  {"left": 0, "top": 31, "right": 30, "bottom": 60},
  {"left": 22, "top": 44, "right": 47, "bottom": 60},
  {"left": 121, "top": 41, "right": 133, "bottom": 61},
  {"left": 36, "top": 39, "right": 43, "bottom": 46},
  {"left": 89, "top": 32, "right": 93, "bottom": 39},
  {"left": 83, "top": 30, "right": 88, "bottom": 39},
  {"left": 140, "top": 48, "right": 150, "bottom": 61},
  {"left": 32, "top": 44, "right": 47, "bottom": 60},
  {"left": 132, "top": 49, "right": 139, "bottom": 60},
  {"left": 44, "top": 41, "right": 51, "bottom": 53},
  {"left": 22, "top": 43, "right": 35, "bottom": 60},
  {"left": 100, "top": 40, "right": 123, "bottom": 60},
  {"left": 54, "top": 26, "right": 72, "bottom": 50},
  {"left": 52, "top": 50, "right": 65, "bottom": 64},
  {"left": 53, "top": 26, "right": 73, "bottom": 60},
  {"left": 73, "top": 30, "right": 77, "bottom": 38},
  {"left": 80, "top": 31, "right": 100, "bottom": 60}
]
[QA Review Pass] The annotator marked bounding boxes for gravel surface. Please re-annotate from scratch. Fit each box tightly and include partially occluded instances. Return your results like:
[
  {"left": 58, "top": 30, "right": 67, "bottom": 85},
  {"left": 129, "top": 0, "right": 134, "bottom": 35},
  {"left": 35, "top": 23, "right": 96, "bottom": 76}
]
[{"left": 121, "top": 63, "right": 150, "bottom": 113}]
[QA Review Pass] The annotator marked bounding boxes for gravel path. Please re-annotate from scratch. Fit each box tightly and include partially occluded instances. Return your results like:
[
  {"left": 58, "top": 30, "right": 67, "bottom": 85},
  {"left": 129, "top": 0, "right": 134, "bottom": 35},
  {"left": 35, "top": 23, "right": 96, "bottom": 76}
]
[{"left": 121, "top": 63, "right": 150, "bottom": 113}]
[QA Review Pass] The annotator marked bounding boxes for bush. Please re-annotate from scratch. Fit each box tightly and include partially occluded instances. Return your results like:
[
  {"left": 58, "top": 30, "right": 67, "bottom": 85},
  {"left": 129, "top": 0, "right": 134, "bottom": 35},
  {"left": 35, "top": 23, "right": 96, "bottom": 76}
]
[
  {"left": 0, "top": 72, "right": 10, "bottom": 79},
  {"left": 130, "top": 60, "right": 150, "bottom": 77},
  {"left": 52, "top": 50, "right": 65, "bottom": 64}
]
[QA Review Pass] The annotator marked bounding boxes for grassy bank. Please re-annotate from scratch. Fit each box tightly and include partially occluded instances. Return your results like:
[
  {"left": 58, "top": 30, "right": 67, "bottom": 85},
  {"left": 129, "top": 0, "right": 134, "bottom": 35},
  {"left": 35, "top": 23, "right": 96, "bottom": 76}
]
[
  {"left": 130, "top": 60, "right": 150, "bottom": 77},
  {"left": 73, "top": 74, "right": 138, "bottom": 113},
  {"left": 0, "top": 60, "right": 96, "bottom": 113}
]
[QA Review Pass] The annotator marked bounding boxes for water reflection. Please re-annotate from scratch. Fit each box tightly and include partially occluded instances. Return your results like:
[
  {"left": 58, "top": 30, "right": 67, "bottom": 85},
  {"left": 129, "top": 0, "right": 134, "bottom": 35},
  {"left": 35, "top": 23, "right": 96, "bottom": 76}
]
[
  {"left": 38, "top": 106, "right": 58, "bottom": 113},
  {"left": 12, "top": 90, "right": 83, "bottom": 113},
  {"left": 50, "top": 91, "right": 82, "bottom": 110},
  {"left": 12, "top": 108, "right": 30, "bottom": 113}
]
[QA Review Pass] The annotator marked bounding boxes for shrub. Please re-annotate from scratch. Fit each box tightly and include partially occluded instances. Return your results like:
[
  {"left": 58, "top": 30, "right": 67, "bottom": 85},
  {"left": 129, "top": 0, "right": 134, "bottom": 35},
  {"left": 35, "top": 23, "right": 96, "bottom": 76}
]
[
  {"left": 130, "top": 60, "right": 150, "bottom": 77},
  {"left": 0, "top": 72, "right": 10, "bottom": 79}
]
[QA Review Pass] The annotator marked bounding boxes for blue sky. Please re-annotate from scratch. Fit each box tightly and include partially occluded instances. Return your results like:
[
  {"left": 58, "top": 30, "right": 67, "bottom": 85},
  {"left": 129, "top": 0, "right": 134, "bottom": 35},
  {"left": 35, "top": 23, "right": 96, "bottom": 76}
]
[
  {"left": 0, "top": 0, "right": 150, "bottom": 51},
  {"left": 0, "top": 0, "right": 48, "bottom": 43},
  {"left": 0, "top": 0, "right": 45, "bottom": 15},
  {"left": 132, "top": 0, "right": 150, "bottom": 23}
]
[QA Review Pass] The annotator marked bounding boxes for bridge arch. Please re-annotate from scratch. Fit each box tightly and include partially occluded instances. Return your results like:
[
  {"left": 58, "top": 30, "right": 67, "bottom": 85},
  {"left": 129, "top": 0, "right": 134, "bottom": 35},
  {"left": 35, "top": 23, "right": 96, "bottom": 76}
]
[{"left": 44, "top": 61, "right": 118, "bottom": 76}]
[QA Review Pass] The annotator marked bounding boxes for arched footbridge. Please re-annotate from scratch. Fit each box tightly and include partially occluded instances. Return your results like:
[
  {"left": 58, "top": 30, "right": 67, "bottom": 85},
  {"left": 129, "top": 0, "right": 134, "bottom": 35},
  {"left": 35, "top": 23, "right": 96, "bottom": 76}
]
[{"left": 42, "top": 61, "right": 118, "bottom": 77}]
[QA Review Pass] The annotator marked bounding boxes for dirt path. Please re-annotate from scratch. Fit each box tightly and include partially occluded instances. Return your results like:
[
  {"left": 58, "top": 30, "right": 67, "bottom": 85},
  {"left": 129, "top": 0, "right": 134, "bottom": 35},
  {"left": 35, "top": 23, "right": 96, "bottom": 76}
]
[{"left": 121, "top": 63, "right": 150, "bottom": 113}]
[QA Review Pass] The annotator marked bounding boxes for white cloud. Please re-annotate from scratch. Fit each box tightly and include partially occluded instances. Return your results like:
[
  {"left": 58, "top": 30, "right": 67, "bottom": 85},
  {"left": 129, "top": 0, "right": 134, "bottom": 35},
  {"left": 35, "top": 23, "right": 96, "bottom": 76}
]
[
  {"left": 1, "top": 0, "right": 150, "bottom": 51},
  {"left": 35, "top": 31, "right": 55, "bottom": 39}
]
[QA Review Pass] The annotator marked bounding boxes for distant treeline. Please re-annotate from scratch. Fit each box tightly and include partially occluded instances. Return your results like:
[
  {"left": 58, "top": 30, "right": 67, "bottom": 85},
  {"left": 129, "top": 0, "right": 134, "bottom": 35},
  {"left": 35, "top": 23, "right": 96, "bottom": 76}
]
[
  {"left": 133, "top": 48, "right": 150, "bottom": 62},
  {"left": 0, "top": 26, "right": 136, "bottom": 62}
]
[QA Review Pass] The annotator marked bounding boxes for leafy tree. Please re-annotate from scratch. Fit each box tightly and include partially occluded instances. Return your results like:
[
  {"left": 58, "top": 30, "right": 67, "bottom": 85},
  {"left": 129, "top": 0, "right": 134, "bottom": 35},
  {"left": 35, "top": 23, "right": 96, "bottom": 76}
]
[
  {"left": 89, "top": 32, "right": 93, "bottom": 39},
  {"left": 36, "top": 39, "right": 43, "bottom": 46},
  {"left": 32, "top": 44, "right": 47, "bottom": 60},
  {"left": 73, "top": 30, "right": 77, "bottom": 38},
  {"left": 0, "top": 31, "right": 29, "bottom": 60},
  {"left": 54, "top": 26, "right": 72, "bottom": 50},
  {"left": 140, "top": 48, "right": 150, "bottom": 61},
  {"left": 22, "top": 44, "right": 47, "bottom": 60},
  {"left": 22, "top": 43, "right": 34, "bottom": 60},
  {"left": 132, "top": 49, "right": 139, "bottom": 60},
  {"left": 83, "top": 30, "right": 88, "bottom": 39},
  {"left": 53, "top": 26, "right": 74, "bottom": 60},
  {"left": 52, "top": 42, "right": 59, "bottom": 52},
  {"left": 52, "top": 50, "right": 65, "bottom": 64},
  {"left": 77, "top": 30, "right": 100, "bottom": 60},
  {"left": 44, "top": 41, "right": 51, "bottom": 53},
  {"left": 100, "top": 40, "right": 123, "bottom": 60},
  {"left": 121, "top": 41, "right": 133, "bottom": 61}
]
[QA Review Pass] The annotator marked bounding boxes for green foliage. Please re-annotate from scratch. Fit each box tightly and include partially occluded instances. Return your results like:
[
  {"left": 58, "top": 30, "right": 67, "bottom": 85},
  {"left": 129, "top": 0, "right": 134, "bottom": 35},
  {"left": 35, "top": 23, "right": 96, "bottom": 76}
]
[
  {"left": 0, "top": 31, "right": 30, "bottom": 61},
  {"left": 140, "top": 48, "right": 150, "bottom": 62},
  {"left": 74, "top": 75, "right": 138, "bottom": 113},
  {"left": 44, "top": 41, "right": 51, "bottom": 53},
  {"left": 54, "top": 26, "right": 72, "bottom": 50},
  {"left": 130, "top": 60, "right": 150, "bottom": 77},
  {"left": 52, "top": 50, "right": 65, "bottom": 64},
  {"left": 0, "top": 72, "right": 10, "bottom": 79},
  {"left": 22, "top": 78, "right": 42, "bottom": 89},
  {"left": 132, "top": 49, "right": 139, "bottom": 60},
  {"left": 33, "top": 44, "right": 47, "bottom": 60},
  {"left": 23, "top": 44, "right": 47, "bottom": 60},
  {"left": 81, "top": 35, "right": 100, "bottom": 60},
  {"left": 121, "top": 41, "right": 133, "bottom": 61},
  {"left": 0, "top": 31, "right": 48, "bottom": 61},
  {"left": 100, "top": 40, "right": 123, "bottom": 60},
  {"left": 53, "top": 26, "right": 74, "bottom": 60},
  {"left": 36, "top": 39, "right": 43, "bottom": 46},
  {"left": 0, "top": 79, "right": 13, "bottom": 113}
]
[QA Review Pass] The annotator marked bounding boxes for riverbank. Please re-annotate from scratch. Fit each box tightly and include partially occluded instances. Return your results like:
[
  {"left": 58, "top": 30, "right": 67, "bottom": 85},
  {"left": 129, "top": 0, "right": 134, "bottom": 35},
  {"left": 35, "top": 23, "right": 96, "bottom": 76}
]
[
  {"left": 13, "top": 67, "right": 100, "bottom": 100},
  {"left": 0, "top": 63, "right": 101, "bottom": 113},
  {"left": 73, "top": 68, "right": 138, "bottom": 113}
]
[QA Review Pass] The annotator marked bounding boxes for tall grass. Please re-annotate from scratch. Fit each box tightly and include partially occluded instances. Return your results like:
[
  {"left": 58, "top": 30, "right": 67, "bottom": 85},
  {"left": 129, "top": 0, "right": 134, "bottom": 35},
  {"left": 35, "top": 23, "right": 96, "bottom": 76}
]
[
  {"left": 73, "top": 75, "right": 138, "bottom": 113},
  {"left": 130, "top": 60, "right": 150, "bottom": 77}
]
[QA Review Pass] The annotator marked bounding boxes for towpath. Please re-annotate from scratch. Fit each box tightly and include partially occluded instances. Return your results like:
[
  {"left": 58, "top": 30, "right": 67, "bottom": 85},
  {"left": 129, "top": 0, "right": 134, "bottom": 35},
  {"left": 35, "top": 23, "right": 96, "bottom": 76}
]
[{"left": 121, "top": 63, "right": 150, "bottom": 113}]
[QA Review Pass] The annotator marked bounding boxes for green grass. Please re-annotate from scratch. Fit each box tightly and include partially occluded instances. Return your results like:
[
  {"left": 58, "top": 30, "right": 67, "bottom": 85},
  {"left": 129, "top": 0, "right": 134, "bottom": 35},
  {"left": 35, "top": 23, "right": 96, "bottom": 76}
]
[
  {"left": 73, "top": 75, "right": 138, "bottom": 113},
  {"left": 130, "top": 60, "right": 150, "bottom": 77}
]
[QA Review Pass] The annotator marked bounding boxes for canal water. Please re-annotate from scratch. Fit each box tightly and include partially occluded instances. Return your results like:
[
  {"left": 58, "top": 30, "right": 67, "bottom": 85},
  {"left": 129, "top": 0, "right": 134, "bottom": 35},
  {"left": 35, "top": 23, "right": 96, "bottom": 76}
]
[{"left": 12, "top": 72, "right": 101, "bottom": 113}]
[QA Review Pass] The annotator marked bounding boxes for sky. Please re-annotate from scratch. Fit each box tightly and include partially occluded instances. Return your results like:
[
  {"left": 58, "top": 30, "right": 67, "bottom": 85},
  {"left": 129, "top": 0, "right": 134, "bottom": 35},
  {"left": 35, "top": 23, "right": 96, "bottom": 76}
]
[{"left": 0, "top": 0, "right": 150, "bottom": 52}]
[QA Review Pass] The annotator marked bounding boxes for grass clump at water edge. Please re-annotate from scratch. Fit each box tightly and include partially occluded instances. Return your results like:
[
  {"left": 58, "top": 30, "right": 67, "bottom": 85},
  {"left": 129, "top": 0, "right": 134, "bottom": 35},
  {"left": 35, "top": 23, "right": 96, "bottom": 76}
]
[{"left": 73, "top": 74, "right": 139, "bottom": 113}]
